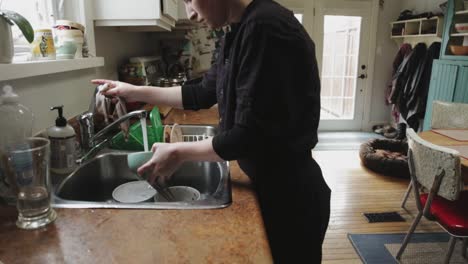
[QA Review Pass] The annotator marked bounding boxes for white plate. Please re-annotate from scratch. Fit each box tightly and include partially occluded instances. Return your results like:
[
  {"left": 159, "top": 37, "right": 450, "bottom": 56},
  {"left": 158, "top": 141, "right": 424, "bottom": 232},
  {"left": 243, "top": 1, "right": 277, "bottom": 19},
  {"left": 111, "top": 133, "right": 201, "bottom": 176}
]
[{"left": 112, "top": 181, "right": 156, "bottom": 203}]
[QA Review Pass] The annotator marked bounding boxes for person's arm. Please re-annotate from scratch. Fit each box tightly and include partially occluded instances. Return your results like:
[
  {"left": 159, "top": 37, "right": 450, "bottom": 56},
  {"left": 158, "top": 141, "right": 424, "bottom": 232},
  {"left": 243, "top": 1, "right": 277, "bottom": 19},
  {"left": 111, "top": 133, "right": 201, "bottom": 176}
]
[
  {"left": 92, "top": 58, "right": 219, "bottom": 110},
  {"left": 136, "top": 138, "right": 223, "bottom": 186},
  {"left": 91, "top": 80, "right": 184, "bottom": 109},
  {"left": 181, "top": 61, "right": 218, "bottom": 110}
]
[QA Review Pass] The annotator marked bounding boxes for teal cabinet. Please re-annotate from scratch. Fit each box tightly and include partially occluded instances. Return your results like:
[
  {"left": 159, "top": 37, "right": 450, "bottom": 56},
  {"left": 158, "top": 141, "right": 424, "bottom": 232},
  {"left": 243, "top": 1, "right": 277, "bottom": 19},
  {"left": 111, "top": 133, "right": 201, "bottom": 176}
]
[
  {"left": 441, "top": 0, "right": 468, "bottom": 61},
  {"left": 423, "top": 0, "right": 468, "bottom": 130},
  {"left": 423, "top": 60, "right": 468, "bottom": 130}
]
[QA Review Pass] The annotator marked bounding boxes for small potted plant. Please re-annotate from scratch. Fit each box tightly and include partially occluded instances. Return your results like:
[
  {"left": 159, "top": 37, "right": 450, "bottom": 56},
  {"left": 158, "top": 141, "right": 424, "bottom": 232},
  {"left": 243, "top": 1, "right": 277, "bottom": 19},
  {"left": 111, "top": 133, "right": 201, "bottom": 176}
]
[{"left": 0, "top": 9, "right": 34, "bottom": 63}]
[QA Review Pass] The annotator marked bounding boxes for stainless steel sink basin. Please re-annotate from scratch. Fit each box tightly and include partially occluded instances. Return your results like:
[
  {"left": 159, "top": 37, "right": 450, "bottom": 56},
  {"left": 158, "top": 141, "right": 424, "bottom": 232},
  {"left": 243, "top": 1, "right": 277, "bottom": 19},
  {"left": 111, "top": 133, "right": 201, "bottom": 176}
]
[{"left": 52, "top": 125, "right": 231, "bottom": 209}]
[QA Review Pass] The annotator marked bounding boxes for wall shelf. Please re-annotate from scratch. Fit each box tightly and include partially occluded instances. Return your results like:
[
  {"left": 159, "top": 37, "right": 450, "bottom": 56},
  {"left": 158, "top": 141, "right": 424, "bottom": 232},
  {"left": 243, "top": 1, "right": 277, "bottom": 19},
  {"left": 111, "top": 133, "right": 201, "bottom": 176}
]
[
  {"left": 0, "top": 57, "right": 105, "bottom": 81},
  {"left": 390, "top": 17, "right": 444, "bottom": 46},
  {"left": 451, "top": 33, "right": 468, "bottom": 36},
  {"left": 391, "top": 34, "right": 439, "bottom": 38}
]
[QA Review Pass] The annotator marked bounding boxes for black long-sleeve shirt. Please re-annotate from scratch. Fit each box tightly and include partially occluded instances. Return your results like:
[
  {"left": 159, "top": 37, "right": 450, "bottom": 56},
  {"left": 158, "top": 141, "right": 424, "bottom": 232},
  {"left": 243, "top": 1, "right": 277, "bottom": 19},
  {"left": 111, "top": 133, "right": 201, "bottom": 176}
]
[{"left": 182, "top": 0, "right": 321, "bottom": 163}]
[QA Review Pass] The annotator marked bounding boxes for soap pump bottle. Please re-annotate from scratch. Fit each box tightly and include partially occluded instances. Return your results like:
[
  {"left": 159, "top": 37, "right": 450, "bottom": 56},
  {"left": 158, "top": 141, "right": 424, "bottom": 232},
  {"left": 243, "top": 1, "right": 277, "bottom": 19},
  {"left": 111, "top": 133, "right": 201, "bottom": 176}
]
[{"left": 48, "top": 105, "right": 76, "bottom": 174}]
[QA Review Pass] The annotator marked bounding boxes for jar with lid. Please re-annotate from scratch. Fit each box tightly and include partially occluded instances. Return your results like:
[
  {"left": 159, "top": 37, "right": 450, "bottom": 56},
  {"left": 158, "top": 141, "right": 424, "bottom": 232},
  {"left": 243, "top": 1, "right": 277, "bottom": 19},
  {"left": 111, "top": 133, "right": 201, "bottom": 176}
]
[{"left": 0, "top": 85, "right": 34, "bottom": 204}]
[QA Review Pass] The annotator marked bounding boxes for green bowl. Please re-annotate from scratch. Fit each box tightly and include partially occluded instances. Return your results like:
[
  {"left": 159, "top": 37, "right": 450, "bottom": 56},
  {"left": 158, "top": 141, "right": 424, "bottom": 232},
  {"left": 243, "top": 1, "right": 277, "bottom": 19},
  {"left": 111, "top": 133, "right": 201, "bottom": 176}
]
[{"left": 127, "top": 151, "right": 153, "bottom": 174}]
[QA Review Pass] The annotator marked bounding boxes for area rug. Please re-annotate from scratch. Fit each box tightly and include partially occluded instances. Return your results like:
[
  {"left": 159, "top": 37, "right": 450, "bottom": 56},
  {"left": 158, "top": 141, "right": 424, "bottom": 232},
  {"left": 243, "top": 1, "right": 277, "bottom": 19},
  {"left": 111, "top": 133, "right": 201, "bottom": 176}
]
[{"left": 348, "top": 233, "right": 467, "bottom": 264}]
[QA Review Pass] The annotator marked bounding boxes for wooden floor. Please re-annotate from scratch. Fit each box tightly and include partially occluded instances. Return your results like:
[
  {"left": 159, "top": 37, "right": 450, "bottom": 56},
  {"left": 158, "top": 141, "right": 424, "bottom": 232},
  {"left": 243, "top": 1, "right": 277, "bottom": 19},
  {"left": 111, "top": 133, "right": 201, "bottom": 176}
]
[{"left": 313, "top": 150, "right": 443, "bottom": 263}]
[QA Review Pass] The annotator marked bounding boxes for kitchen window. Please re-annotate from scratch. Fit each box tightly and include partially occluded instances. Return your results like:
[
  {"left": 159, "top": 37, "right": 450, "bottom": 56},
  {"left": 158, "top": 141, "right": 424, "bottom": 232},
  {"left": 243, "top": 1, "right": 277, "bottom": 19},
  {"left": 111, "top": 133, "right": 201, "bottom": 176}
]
[
  {"left": 1, "top": 0, "right": 63, "bottom": 62},
  {"left": 294, "top": 13, "right": 303, "bottom": 24},
  {"left": 0, "top": 0, "right": 103, "bottom": 82}
]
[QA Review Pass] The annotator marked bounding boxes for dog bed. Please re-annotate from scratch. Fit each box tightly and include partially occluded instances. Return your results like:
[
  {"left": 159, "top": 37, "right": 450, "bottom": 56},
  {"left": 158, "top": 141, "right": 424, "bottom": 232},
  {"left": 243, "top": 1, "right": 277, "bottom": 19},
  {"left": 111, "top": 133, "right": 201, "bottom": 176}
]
[{"left": 359, "top": 139, "right": 410, "bottom": 178}]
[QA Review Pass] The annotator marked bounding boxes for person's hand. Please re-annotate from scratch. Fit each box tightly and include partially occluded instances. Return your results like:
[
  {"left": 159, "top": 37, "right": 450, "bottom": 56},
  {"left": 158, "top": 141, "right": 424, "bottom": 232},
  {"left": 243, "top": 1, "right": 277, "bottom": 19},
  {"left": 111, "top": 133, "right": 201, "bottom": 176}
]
[
  {"left": 91, "top": 79, "right": 140, "bottom": 102},
  {"left": 137, "top": 143, "right": 184, "bottom": 187}
]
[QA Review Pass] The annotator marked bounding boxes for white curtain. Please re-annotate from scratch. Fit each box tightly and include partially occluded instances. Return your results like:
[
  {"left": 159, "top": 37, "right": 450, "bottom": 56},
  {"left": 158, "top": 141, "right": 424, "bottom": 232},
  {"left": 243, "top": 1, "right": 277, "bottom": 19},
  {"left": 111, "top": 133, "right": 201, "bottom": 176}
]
[{"left": 2, "top": 0, "right": 64, "bottom": 58}]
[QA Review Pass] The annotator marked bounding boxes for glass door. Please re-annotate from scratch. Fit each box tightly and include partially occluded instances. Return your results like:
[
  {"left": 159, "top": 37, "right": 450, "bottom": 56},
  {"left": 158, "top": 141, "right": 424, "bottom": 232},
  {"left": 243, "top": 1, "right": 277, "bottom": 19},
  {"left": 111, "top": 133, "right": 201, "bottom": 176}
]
[{"left": 314, "top": 0, "right": 372, "bottom": 131}]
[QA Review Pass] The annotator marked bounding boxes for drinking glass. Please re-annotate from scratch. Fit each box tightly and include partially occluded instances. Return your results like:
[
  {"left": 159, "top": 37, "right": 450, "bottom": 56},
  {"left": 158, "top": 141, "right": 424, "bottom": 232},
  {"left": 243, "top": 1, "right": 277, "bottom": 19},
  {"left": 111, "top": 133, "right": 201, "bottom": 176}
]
[{"left": 5, "top": 137, "right": 57, "bottom": 229}]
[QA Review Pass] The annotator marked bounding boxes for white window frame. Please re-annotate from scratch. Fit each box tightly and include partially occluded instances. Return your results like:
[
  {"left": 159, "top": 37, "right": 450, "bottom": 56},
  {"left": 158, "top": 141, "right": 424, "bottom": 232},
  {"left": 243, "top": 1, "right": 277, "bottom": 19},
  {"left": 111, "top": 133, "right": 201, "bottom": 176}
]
[{"left": 0, "top": 0, "right": 103, "bottom": 82}]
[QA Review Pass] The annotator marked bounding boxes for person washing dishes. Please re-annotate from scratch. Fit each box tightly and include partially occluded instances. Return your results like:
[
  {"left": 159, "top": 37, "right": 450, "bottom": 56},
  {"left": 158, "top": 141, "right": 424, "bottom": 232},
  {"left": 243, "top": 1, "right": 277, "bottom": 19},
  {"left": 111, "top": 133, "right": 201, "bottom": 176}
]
[{"left": 92, "top": 0, "right": 331, "bottom": 262}]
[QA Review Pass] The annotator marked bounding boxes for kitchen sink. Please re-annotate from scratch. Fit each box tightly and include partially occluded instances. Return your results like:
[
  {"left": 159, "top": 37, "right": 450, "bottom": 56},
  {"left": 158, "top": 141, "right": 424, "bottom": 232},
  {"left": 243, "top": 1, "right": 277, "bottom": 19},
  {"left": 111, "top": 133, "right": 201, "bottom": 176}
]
[{"left": 52, "top": 125, "right": 232, "bottom": 209}]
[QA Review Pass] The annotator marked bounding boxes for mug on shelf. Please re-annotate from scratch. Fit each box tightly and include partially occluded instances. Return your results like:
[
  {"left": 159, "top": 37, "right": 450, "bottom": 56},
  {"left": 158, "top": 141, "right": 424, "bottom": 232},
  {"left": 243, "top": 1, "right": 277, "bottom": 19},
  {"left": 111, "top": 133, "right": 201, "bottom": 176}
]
[{"left": 31, "top": 29, "right": 56, "bottom": 61}]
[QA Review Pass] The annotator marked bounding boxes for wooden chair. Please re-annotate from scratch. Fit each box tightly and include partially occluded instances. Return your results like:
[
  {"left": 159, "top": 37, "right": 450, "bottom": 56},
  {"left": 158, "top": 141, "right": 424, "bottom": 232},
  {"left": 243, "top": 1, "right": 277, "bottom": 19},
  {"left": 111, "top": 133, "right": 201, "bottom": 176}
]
[
  {"left": 401, "top": 100, "right": 468, "bottom": 209},
  {"left": 396, "top": 128, "right": 468, "bottom": 263}
]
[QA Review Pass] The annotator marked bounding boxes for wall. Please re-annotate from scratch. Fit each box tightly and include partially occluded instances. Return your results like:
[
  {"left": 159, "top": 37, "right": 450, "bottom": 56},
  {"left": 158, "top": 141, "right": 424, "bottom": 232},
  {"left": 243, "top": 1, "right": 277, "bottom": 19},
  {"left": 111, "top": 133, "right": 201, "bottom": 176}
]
[
  {"left": 0, "top": 69, "right": 98, "bottom": 134},
  {"left": 400, "top": 0, "right": 446, "bottom": 13},
  {"left": 0, "top": 29, "right": 160, "bottom": 134},
  {"left": 369, "top": 1, "right": 402, "bottom": 126},
  {"left": 276, "top": 0, "right": 305, "bottom": 12},
  {"left": 94, "top": 28, "right": 160, "bottom": 80}
]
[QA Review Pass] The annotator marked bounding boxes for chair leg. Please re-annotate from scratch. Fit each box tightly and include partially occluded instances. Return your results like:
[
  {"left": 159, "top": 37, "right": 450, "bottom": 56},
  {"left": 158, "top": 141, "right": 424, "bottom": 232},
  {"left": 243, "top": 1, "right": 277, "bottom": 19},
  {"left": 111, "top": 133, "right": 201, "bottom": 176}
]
[
  {"left": 462, "top": 238, "right": 468, "bottom": 259},
  {"left": 444, "top": 236, "right": 457, "bottom": 264},
  {"left": 401, "top": 181, "right": 413, "bottom": 209},
  {"left": 396, "top": 211, "right": 423, "bottom": 260}
]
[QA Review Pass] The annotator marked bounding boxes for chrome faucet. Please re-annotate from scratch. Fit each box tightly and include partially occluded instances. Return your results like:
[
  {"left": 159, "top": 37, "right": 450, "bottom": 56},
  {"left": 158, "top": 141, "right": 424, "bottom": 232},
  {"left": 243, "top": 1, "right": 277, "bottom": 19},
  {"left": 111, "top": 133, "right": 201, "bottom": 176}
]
[{"left": 77, "top": 109, "right": 148, "bottom": 164}]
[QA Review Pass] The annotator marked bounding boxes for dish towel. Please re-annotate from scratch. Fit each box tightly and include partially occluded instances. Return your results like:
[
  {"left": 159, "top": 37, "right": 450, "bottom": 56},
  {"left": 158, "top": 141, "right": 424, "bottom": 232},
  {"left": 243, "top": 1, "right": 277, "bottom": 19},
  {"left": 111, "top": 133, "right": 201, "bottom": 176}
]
[{"left": 95, "top": 84, "right": 130, "bottom": 140}]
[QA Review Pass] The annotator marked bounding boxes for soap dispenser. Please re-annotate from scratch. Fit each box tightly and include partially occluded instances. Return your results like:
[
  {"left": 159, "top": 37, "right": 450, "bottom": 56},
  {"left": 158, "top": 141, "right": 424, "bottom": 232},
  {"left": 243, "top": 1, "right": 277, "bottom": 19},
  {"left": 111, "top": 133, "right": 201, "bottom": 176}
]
[{"left": 48, "top": 105, "right": 76, "bottom": 174}]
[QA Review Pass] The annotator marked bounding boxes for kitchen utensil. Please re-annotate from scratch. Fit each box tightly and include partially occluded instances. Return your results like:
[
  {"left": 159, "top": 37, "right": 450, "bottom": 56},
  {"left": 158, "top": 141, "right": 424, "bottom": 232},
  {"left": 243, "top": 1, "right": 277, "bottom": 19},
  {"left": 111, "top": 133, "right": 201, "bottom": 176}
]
[
  {"left": 110, "top": 107, "right": 163, "bottom": 151},
  {"left": 154, "top": 186, "right": 200, "bottom": 202},
  {"left": 163, "top": 125, "right": 171, "bottom": 143},
  {"left": 127, "top": 151, "right": 175, "bottom": 201},
  {"left": 4, "top": 138, "right": 57, "bottom": 229},
  {"left": 455, "top": 23, "right": 468, "bottom": 33},
  {"left": 450, "top": 45, "right": 468, "bottom": 55},
  {"left": 170, "top": 123, "right": 183, "bottom": 143}
]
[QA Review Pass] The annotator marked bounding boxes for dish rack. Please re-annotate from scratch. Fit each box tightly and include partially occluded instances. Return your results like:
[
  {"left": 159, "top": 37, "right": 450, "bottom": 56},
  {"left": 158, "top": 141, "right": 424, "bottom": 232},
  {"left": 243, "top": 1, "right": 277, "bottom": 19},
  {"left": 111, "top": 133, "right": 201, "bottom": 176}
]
[
  {"left": 177, "top": 125, "right": 216, "bottom": 143},
  {"left": 183, "top": 134, "right": 211, "bottom": 142}
]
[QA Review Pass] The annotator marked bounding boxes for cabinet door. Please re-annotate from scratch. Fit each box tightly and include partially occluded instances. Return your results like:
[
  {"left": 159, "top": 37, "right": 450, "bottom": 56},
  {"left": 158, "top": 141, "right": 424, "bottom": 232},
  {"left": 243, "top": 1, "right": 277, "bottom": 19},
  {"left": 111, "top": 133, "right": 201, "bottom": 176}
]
[
  {"left": 423, "top": 62, "right": 458, "bottom": 130},
  {"left": 162, "top": 0, "right": 178, "bottom": 20},
  {"left": 178, "top": 1, "right": 189, "bottom": 20},
  {"left": 94, "top": 0, "right": 160, "bottom": 20},
  {"left": 453, "top": 66, "right": 468, "bottom": 103}
]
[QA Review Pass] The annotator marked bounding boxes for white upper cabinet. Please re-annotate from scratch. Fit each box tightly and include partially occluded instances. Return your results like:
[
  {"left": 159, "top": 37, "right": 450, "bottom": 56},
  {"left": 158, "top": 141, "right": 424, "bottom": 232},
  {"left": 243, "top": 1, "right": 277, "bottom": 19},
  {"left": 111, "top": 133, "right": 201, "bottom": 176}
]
[
  {"left": 93, "top": 0, "right": 178, "bottom": 31},
  {"left": 178, "top": 1, "right": 189, "bottom": 21},
  {"left": 162, "top": 0, "right": 178, "bottom": 20}
]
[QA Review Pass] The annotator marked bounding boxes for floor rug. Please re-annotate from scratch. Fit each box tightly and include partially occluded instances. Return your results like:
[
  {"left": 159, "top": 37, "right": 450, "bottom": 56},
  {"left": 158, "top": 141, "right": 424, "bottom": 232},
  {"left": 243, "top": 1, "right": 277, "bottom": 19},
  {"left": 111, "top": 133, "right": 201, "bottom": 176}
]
[{"left": 348, "top": 232, "right": 468, "bottom": 263}]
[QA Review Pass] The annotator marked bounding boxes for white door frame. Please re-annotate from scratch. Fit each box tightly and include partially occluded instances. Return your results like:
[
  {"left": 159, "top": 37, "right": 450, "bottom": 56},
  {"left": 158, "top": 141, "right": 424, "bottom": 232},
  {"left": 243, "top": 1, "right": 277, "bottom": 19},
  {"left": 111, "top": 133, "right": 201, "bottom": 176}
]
[{"left": 303, "top": 0, "right": 380, "bottom": 131}]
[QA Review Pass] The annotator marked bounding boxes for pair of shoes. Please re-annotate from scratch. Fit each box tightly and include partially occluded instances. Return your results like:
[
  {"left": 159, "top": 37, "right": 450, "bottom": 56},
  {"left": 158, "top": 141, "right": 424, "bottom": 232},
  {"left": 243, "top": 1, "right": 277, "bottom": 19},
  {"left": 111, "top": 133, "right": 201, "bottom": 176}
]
[{"left": 395, "top": 123, "right": 407, "bottom": 140}]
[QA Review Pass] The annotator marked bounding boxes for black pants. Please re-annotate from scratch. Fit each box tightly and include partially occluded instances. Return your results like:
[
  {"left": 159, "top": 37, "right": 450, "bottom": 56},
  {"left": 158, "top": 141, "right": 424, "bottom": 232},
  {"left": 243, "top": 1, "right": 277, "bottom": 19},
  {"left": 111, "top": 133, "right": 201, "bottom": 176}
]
[{"left": 242, "top": 155, "right": 331, "bottom": 263}]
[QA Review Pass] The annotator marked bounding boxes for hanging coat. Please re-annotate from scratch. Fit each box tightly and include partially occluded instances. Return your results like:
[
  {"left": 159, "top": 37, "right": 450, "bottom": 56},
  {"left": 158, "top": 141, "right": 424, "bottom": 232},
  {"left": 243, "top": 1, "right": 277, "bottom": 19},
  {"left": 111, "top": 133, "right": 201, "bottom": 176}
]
[
  {"left": 405, "top": 42, "right": 441, "bottom": 130},
  {"left": 393, "top": 43, "right": 427, "bottom": 121}
]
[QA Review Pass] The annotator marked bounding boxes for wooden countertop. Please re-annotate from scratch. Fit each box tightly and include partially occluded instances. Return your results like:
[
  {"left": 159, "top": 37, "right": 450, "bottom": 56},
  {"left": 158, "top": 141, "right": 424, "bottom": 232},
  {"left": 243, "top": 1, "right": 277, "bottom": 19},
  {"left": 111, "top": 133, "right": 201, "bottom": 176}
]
[{"left": 0, "top": 107, "right": 273, "bottom": 264}]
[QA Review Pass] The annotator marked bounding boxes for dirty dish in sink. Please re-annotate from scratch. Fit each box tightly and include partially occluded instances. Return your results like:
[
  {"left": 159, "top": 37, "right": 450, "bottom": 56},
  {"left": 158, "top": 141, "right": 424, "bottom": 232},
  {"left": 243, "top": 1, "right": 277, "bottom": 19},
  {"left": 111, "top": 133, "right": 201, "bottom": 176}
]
[
  {"left": 112, "top": 181, "right": 156, "bottom": 203},
  {"left": 154, "top": 186, "right": 200, "bottom": 202}
]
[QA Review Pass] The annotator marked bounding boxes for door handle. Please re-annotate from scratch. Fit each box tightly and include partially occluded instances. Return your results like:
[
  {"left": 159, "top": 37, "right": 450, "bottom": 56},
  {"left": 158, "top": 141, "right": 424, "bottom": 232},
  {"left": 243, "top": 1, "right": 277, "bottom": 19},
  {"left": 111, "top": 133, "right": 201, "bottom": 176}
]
[{"left": 358, "top": 74, "right": 367, "bottom": 79}]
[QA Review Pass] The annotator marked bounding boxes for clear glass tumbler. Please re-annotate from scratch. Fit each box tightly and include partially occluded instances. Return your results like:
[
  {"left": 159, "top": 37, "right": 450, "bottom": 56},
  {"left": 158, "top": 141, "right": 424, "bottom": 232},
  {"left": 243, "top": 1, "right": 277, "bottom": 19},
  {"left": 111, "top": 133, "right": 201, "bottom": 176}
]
[{"left": 5, "top": 137, "right": 57, "bottom": 229}]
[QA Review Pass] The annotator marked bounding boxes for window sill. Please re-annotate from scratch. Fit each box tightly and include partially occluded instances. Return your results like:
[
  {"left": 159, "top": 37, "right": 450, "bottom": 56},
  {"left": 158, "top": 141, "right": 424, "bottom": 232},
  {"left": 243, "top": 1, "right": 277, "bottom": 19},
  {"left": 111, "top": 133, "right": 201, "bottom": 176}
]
[{"left": 0, "top": 57, "right": 105, "bottom": 81}]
